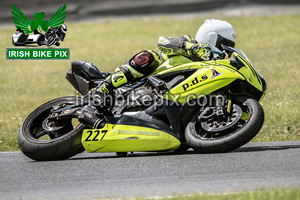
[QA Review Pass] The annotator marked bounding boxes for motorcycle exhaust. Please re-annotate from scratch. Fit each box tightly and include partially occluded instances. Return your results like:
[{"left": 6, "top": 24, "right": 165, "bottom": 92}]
[{"left": 76, "top": 107, "right": 106, "bottom": 129}]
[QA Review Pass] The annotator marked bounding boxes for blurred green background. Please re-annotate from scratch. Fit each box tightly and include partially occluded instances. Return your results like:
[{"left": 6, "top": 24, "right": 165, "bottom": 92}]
[{"left": 1, "top": 13, "right": 300, "bottom": 151}]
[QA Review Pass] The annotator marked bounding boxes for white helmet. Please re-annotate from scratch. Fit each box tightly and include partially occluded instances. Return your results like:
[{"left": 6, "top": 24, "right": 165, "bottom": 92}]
[{"left": 195, "top": 19, "right": 236, "bottom": 53}]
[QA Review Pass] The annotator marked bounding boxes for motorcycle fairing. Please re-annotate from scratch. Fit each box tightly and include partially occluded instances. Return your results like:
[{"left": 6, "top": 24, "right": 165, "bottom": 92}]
[
  {"left": 81, "top": 124, "right": 180, "bottom": 153},
  {"left": 160, "top": 61, "right": 245, "bottom": 103},
  {"left": 232, "top": 52, "right": 263, "bottom": 92},
  {"left": 154, "top": 54, "right": 193, "bottom": 73},
  {"left": 151, "top": 47, "right": 265, "bottom": 104},
  {"left": 144, "top": 98, "right": 183, "bottom": 139},
  {"left": 81, "top": 111, "right": 181, "bottom": 152}
]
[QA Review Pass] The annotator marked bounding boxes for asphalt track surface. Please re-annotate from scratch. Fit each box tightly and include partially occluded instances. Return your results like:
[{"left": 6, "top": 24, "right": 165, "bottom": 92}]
[
  {"left": 0, "top": 141, "right": 300, "bottom": 200},
  {"left": 1, "top": 1, "right": 300, "bottom": 199}
]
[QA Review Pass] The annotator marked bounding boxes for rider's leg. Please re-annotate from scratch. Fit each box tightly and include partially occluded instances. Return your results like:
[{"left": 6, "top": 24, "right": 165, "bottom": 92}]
[
  {"left": 98, "top": 50, "right": 161, "bottom": 94},
  {"left": 77, "top": 50, "right": 161, "bottom": 128}
]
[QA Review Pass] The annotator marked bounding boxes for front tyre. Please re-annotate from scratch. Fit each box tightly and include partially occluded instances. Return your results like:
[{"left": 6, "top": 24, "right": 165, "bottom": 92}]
[
  {"left": 18, "top": 96, "right": 85, "bottom": 161},
  {"left": 185, "top": 97, "right": 264, "bottom": 153}
]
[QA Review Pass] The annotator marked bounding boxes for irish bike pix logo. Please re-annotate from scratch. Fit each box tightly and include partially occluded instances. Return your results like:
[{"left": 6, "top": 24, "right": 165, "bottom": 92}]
[{"left": 7, "top": 4, "right": 70, "bottom": 60}]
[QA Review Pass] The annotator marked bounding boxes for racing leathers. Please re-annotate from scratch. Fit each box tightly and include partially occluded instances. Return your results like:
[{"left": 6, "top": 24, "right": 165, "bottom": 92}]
[
  {"left": 79, "top": 35, "right": 212, "bottom": 127},
  {"left": 157, "top": 35, "right": 212, "bottom": 62},
  {"left": 90, "top": 35, "right": 212, "bottom": 102}
]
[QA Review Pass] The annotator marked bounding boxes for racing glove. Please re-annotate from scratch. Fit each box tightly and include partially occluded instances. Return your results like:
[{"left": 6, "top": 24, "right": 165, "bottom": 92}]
[{"left": 185, "top": 42, "right": 212, "bottom": 61}]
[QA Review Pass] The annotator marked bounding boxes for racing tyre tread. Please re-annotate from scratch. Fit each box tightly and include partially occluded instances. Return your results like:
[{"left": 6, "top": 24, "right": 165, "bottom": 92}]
[
  {"left": 185, "top": 97, "right": 264, "bottom": 153},
  {"left": 18, "top": 96, "right": 85, "bottom": 161}
]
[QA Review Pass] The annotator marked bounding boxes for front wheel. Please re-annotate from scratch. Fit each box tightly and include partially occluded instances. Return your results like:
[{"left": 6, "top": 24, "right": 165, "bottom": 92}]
[
  {"left": 18, "top": 96, "right": 85, "bottom": 161},
  {"left": 185, "top": 97, "right": 264, "bottom": 153}
]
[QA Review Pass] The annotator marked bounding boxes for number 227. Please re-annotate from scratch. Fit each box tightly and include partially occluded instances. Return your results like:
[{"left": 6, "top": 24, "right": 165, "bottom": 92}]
[{"left": 85, "top": 130, "right": 108, "bottom": 141}]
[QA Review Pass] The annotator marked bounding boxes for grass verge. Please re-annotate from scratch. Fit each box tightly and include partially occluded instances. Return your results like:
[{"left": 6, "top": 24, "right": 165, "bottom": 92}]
[
  {"left": 1, "top": 14, "right": 300, "bottom": 151},
  {"left": 132, "top": 188, "right": 300, "bottom": 200}
]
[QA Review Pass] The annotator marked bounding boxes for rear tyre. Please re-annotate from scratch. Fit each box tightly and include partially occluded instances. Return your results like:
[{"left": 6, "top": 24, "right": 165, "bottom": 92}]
[
  {"left": 18, "top": 96, "right": 85, "bottom": 161},
  {"left": 185, "top": 97, "right": 264, "bottom": 153}
]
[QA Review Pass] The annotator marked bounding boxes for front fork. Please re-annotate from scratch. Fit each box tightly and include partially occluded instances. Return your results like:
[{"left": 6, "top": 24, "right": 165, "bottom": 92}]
[
  {"left": 198, "top": 94, "right": 234, "bottom": 121},
  {"left": 215, "top": 95, "right": 232, "bottom": 116},
  {"left": 198, "top": 94, "right": 243, "bottom": 133}
]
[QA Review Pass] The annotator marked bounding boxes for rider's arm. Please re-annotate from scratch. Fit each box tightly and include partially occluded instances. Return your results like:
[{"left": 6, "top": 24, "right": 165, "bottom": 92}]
[
  {"left": 157, "top": 35, "right": 212, "bottom": 61},
  {"left": 157, "top": 35, "right": 196, "bottom": 57}
]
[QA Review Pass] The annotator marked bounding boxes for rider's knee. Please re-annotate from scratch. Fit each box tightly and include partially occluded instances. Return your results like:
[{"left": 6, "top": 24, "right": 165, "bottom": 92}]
[{"left": 128, "top": 50, "right": 161, "bottom": 76}]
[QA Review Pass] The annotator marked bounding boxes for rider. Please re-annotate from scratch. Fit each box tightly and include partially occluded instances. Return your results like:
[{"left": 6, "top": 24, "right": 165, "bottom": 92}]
[{"left": 78, "top": 19, "right": 236, "bottom": 127}]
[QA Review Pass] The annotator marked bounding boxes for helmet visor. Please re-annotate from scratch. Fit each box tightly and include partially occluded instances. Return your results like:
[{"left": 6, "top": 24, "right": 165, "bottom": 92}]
[{"left": 216, "top": 35, "right": 235, "bottom": 50}]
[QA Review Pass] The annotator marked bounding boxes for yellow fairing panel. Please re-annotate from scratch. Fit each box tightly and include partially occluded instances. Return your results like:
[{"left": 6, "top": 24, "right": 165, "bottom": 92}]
[
  {"left": 234, "top": 53, "right": 263, "bottom": 92},
  {"left": 163, "top": 63, "right": 245, "bottom": 103},
  {"left": 82, "top": 124, "right": 181, "bottom": 153}
]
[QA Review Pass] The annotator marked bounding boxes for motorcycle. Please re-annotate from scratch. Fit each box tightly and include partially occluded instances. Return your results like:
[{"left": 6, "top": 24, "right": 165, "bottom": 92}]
[
  {"left": 12, "top": 28, "right": 45, "bottom": 46},
  {"left": 18, "top": 45, "right": 266, "bottom": 161}
]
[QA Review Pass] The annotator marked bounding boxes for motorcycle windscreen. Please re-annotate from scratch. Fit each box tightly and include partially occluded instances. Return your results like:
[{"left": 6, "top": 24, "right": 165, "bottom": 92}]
[{"left": 81, "top": 124, "right": 181, "bottom": 153}]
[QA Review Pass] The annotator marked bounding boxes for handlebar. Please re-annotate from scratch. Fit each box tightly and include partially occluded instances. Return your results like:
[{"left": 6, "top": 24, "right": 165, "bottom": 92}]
[{"left": 210, "top": 50, "right": 227, "bottom": 59}]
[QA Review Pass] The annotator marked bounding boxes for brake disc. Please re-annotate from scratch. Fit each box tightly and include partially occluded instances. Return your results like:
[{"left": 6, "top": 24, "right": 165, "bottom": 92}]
[{"left": 201, "top": 104, "right": 242, "bottom": 132}]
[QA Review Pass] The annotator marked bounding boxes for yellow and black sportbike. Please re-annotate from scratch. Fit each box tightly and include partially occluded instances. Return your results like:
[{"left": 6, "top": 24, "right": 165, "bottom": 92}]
[{"left": 19, "top": 45, "right": 266, "bottom": 161}]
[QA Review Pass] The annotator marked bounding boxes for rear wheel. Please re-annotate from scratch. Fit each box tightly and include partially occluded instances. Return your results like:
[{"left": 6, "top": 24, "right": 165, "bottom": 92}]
[
  {"left": 185, "top": 97, "right": 264, "bottom": 153},
  {"left": 18, "top": 96, "right": 85, "bottom": 161}
]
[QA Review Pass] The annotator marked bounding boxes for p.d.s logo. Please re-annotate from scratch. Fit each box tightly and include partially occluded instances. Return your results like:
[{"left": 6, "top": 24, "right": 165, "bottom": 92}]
[{"left": 182, "top": 75, "right": 208, "bottom": 91}]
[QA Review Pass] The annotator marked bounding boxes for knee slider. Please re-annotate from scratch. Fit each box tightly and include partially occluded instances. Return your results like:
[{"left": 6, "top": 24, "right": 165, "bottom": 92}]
[{"left": 129, "top": 50, "right": 161, "bottom": 75}]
